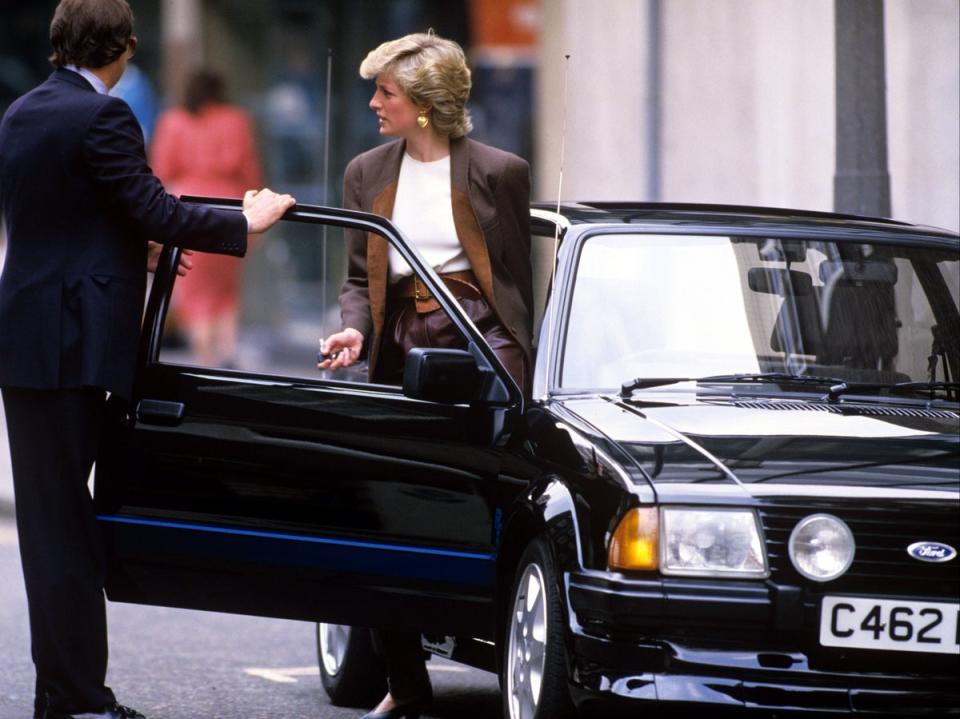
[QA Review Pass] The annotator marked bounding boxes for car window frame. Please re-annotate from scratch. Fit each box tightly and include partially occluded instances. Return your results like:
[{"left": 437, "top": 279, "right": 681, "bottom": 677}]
[{"left": 141, "top": 197, "right": 520, "bottom": 407}]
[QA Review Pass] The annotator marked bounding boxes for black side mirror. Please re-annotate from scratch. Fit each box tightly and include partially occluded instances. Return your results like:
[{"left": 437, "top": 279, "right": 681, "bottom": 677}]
[{"left": 403, "top": 348, "right": 489, "bottom": 404}]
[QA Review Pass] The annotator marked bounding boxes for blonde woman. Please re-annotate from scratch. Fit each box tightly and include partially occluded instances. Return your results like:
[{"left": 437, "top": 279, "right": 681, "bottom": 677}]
[
  {"left": 320, "top": 31, "right": 532, "bottom": 394},
  {"left": 318, "top": 32, "right": 533, "bottom": 718}
]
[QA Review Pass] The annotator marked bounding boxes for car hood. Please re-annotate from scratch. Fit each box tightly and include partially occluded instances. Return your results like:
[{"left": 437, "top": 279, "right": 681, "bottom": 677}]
[{"left": 558, "top": 394, "right": 960, "bottom": 503}]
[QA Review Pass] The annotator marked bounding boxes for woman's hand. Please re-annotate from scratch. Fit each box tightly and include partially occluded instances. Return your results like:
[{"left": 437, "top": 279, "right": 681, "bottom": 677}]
[{"left": 318, "top": 328, "right": 364, "bottom": 371}]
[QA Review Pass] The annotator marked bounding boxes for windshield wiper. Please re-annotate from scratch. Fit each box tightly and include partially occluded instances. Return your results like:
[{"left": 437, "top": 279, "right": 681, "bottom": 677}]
[
  {"left": 697, "top": 372, "right": 848, "bottom": 386},
  {"left": 619, "top": 372, "right": 845, "bottom": 398},
  {"left": 619, "top": 377, "right": 696, "bottom": 397},
  {"left": 823, "top": 381, "right": 960, "bottom": 402}
]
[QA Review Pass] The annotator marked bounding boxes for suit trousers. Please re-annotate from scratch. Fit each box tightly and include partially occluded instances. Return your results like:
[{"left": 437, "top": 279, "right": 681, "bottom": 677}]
[{"left": 1, "top": 387, "right": 116, "bottom": 716}]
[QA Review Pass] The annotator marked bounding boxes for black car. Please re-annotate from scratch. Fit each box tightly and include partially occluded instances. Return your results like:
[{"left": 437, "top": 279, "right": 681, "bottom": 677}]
[{"left": 95, "top": 200, "right": 960, "bottom": 718}]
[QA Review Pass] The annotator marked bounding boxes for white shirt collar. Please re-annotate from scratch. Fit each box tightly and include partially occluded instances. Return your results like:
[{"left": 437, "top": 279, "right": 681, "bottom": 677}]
[{"left": 64, "top": 64, "right": 109, "bottom": 95}]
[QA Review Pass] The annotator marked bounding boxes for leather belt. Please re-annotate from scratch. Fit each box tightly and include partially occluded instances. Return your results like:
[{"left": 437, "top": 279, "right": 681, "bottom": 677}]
[{"left": 391, "top": 269, "right": 482, "bottom": 314}]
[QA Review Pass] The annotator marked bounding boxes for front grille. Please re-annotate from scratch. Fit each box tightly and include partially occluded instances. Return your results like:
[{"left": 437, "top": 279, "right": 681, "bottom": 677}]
[
  {"left": 732, "top": 400, "right": 959, "bottom": 419},
  {"left": 759, "top": 503, "right": 960, "bottom": 598}
]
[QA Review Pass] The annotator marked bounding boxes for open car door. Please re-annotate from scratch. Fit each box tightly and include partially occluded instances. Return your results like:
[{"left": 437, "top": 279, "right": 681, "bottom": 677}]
[{"left": 94, "top": 199, "right": 522, "bottom": 637}]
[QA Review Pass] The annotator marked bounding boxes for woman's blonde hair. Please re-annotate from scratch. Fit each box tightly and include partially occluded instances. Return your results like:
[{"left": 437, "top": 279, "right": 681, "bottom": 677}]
[{"left": 360, "top": 32, "right": 473, "bottom": 138}]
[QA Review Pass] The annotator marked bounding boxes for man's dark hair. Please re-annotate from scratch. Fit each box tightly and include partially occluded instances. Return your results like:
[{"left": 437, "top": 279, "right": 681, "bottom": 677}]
[
  {"left": 184, "top": 70, "right": 227, "bottom": 114},
  {"left": 49, "top": 0, "right": 134, "bottom": 69}
]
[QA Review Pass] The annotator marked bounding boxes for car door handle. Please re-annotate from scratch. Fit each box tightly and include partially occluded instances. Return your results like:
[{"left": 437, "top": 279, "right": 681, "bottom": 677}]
[{"left": 136, "top": 399, "right": 185, "bottom": 426}]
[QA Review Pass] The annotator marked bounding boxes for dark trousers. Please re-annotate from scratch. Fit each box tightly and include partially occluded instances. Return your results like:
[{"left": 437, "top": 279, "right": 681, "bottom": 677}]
[
  {"left": 375, "top": 295, "right": 530, "bottom": 395},
  {"left": 370, "top": 630, "right": 431, "bottom": 701},
  {"left": 1, "top": 387, "right": 116, "bottom": 716}
]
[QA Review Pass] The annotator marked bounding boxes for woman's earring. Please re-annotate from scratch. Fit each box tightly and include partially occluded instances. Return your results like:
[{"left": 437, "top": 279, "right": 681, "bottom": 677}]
[{"left": 417, "top": 111, "right": 429, "bottom": 129}]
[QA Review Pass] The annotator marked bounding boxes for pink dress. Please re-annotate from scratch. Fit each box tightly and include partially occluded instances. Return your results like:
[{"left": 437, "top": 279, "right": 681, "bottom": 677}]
[{"left": 150, "top": 103, "right": 262, "bottom": 323}]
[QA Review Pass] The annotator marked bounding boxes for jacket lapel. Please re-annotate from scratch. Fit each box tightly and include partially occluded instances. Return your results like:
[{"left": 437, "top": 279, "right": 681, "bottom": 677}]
[
  {"left": 365, "top": 140, "right": 404, "bottom": 340},
  {"left": 367, "top": 181, "right": 397, "bottom": 339},
  {"left": 450, "top": 138, "right": 497, "bottom": 312}
]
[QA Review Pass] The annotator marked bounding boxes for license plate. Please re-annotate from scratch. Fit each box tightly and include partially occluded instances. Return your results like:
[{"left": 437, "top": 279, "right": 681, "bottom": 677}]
[{"left": 820, "top": 596, "right": 960, "bottom": 655}]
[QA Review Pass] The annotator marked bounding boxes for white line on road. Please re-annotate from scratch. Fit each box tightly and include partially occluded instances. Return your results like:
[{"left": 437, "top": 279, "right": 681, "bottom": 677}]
[
  {"left": 0, "top": 524, "right": 17, "bottom": 546},
  {"left": 244, "top": 667, "right": 317, "bottom": 684},
  {"left": 244, "top": 662, "right": 469, "bottom": 684}
]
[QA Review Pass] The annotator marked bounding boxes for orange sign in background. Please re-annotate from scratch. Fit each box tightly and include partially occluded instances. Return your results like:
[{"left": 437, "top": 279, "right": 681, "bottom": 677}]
[{"left": 469, "top": 0, "right": 539, "bottom": 50}]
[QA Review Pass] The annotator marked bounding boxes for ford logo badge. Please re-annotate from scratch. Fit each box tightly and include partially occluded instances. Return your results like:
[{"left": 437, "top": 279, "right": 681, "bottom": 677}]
[{"left": 907, "top": 541, "right": 957, "bottom": 563}]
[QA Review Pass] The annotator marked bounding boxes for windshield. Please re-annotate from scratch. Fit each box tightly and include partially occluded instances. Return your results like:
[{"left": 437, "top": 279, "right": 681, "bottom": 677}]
[{"left": 560, "top": 233, "right": 960, "bottom": 390}]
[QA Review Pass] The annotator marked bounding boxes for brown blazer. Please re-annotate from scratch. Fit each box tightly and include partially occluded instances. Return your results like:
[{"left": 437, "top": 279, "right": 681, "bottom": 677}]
[{"left": 339, "top": 136, "right": 533, "bottom": 376}]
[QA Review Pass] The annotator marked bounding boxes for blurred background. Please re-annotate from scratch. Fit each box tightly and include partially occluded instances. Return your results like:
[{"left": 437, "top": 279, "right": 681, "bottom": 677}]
[
  {"left": 1, "top": 0, "right": 957, "bottom": 228},
  {"left": 0, "top": 0, "right": 957, "bottom": 375}
]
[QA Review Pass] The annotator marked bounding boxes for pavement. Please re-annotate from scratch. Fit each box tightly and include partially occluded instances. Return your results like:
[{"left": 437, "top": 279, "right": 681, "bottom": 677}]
[
  {"left": 0, "top": 232, "right": 10, "bottom": 517},
  {"left": 0, "top": 401, "right": 11, "bottom": 518}
]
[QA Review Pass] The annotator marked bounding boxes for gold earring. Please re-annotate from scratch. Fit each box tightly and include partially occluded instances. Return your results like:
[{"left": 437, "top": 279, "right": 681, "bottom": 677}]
[{"left": 417, "top": 111, "right": 429, "bottom": 129}]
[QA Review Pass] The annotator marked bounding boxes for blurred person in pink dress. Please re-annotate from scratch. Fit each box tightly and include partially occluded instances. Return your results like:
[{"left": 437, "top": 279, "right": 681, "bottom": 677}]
[{"left": 150, "top": 69, "right": 262, "bottom": 366}]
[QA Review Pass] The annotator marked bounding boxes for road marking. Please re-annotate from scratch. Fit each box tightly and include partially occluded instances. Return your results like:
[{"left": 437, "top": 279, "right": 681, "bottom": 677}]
[
  {"left": 428, "top": 663, "right": 469, "bottom": 673},
  {"left": 244, "top": 662, "right": 469, "bottom": 684},
  {"left": 244, "top": 667, "right": 317, "bottom": 684}
]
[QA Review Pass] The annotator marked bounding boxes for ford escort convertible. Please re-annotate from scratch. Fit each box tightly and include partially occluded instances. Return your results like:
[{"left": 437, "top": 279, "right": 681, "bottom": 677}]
[{"left": 94, "top": 201, "right": 960, "bottom": 717}]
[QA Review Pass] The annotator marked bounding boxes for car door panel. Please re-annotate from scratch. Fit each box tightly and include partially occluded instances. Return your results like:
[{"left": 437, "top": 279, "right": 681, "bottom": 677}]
[{"left": 95, "top": 203, "right": 523, "bottom": 636}]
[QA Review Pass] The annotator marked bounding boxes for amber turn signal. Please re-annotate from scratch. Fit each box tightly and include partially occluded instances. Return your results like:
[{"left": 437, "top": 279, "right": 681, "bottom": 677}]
[{"left": 608, "top": 506, "right": 659, "bottom": 571}]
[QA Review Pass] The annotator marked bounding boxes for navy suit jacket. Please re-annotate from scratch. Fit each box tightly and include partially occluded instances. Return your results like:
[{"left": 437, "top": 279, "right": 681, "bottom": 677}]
[{"left": 0, "top": 68, "right": 248, "bottom": 398}]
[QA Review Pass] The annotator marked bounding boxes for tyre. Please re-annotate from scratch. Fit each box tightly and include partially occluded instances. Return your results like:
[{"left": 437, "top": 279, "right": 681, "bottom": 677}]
[
  {"left": 316, "top": 623, "right": 387, "bottom": 707},
  {"left": 502, "top": 538, "right": 576, "bottom": 719}
]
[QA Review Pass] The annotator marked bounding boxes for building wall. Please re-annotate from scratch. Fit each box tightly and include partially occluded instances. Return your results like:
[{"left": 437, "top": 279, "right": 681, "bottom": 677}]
[
  {"left": 536, "top": 0, "right": 651, "bottom": 202},
  {"left": 661, "top": 0, "right": 834, "bottom": 211},
  {"left": 886, "top": 0, "right": 960, "bottom": 232},
  {"left": 536, "top": 0, "right": 959, "bottom": 232}
]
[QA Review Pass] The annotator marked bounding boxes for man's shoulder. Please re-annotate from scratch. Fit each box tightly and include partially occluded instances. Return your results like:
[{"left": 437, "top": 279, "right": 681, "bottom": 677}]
[
  {"left": 0, "top": 73, "right": 107, "bottom": 150},
  {"left": 11, "top": 72, "right": 117, "bottom": 124}
]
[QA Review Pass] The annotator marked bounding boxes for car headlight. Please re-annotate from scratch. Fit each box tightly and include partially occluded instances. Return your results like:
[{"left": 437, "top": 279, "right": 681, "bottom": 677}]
[
  {"left": 788, "top": 513, "right": 855, "bottom": 582},
  {"left": 607, "top": 507, "right": 768, "bottom": 577},
  {"left": 660, "top": 507, "right": 768, "bottom": 578}
]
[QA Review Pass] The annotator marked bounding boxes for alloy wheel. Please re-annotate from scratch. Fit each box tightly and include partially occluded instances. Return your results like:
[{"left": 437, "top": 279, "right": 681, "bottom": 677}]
[
  {"left": 506, "top": 562, "right": 548, "bottom": 719},
  {"left": 318, "top": 623, "right": 351, "bottom": 676}
]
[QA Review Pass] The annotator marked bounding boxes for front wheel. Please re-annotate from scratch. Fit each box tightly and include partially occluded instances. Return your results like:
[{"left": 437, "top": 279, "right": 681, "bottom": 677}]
[
  {"left": 503, "top": 538, "right": 575, "bottom": 719},
  {"left": 316, "top": 623, "right": 387, "bottom": 707}
]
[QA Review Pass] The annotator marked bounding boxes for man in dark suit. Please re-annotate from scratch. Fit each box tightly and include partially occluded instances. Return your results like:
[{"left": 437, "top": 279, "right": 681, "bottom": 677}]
[{"left": 0, "top": 2, "right": 295, "bottom": 718}]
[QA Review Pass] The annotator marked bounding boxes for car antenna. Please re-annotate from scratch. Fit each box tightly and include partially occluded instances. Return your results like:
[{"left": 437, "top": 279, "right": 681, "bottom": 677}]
[
  {"left": 321, "top": 47, "right": 333, "bottom": 337},
  {"left": 542, "top": 53, "right": 571, "bottom": 401}
]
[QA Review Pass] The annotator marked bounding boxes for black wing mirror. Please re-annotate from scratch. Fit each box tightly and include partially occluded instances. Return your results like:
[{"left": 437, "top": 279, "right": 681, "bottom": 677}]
[{"left": 403, "top": 348, "right": 489, "bottom": 404}]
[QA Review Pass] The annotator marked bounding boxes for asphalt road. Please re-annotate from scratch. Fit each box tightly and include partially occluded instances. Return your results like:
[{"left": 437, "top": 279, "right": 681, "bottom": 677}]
[{"left": 0, "top": 520, "right": 501, "bottom": 719}]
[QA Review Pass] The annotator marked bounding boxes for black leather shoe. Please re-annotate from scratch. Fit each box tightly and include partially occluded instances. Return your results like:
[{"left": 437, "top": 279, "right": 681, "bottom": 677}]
[
  {"left": 45, "top": 703, "right": 145, "bottom": 719},
  {"left": 359, "top": 696, "right": 429, "bottom": 719}
]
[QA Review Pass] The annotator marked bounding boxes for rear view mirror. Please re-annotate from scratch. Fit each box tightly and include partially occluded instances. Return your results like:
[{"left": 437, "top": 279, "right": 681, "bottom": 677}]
[
  {"left": 403, "top": 348, "right": 489, "bottom": 404},
  {"left": 748, "top": 268, "right": 814, "bottom": 296}
]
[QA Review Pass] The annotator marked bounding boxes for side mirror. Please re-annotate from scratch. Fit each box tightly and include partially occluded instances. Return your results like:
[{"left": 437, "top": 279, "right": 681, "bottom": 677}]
[{"left": 403, "top": 348, "right": 489, "bottom": 404}]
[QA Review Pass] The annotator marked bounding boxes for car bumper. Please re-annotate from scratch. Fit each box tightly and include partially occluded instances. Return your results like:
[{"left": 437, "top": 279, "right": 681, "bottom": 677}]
[{"left": 567, "top": 571, "right": 960, "bottom": 715}]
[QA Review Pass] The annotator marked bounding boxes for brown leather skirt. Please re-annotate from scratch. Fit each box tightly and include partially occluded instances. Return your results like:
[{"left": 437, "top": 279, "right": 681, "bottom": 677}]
[{"left": 374, "top": 274, "right": 529, "bottom": 395}]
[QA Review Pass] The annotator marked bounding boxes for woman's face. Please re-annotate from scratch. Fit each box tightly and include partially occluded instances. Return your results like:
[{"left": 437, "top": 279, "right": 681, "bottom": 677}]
[{"left": 369, "top": 73, "right": 422, "bottom": 138}]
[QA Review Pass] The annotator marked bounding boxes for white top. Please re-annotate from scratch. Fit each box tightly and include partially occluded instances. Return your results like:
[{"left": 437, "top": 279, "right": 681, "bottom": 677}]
[{"left": 388, "top": 153, "right": 470, "bottom": 282}]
